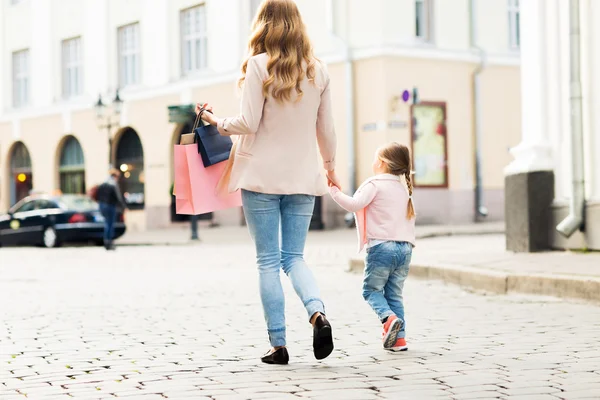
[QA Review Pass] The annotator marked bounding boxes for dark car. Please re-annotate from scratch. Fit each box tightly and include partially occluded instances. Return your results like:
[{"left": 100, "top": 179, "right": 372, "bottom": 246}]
[{"left": 0, "top": 195, "right": 126, "bottom": 248}]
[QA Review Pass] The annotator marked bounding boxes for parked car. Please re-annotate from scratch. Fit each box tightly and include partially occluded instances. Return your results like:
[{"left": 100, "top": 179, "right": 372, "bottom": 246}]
[{"left": 0, "top": 194, "right": 126, "bottom": 248}]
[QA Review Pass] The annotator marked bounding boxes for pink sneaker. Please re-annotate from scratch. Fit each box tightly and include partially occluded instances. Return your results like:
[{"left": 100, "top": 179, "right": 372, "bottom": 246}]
[
  {"left": 381, "top": 316, "right": 402, "bottom": 349},
  {"left": 387, "top": 337, "right": 408, "bottom": 352}
]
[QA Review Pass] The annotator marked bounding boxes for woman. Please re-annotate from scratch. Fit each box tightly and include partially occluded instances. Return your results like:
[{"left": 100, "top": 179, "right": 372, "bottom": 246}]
[{"left": 197, "top": 0, "right": 339, "bottom": 364}]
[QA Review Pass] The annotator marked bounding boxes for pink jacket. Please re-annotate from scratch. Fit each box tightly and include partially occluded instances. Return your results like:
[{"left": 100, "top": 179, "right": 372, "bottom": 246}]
[
  {"left": 216, "top": 53, "right": 336, "bottom": 196},
  {"left": 330, "top": 174, "right": 416, "bottom": 252}
]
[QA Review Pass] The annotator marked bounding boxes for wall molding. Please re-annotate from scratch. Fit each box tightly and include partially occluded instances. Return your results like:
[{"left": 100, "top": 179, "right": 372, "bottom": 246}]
[{"left": 0, "top": 46, "right": 520, "bottom": 124}]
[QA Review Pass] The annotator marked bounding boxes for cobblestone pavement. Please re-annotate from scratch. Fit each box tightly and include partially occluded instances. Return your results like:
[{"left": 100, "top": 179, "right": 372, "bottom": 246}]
[{"left": 1, "top": 236, "right": 600, "bottom": 399}]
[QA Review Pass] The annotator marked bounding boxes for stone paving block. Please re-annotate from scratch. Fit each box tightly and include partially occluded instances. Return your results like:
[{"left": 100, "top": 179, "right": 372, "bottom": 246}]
[
  {"left": 298, "top": 380, "right": 372, "bottom": 391},
  {"left": 553, "top": 372, "right": 600, "bottom": 385},
  {"left": 499, "top": 386, "right": 564, "bottom": 397},
  {"left": 207, "top": 395, "right": 253, "bottom": 400},
  {"left": 296, "top": 389, "right": 380, "bottom": 399},
  {"left": 451, "top": 391, "right": 504, "bottom": 399},
  {"left": 506, "top": 395, "right": 564, "bottom": 400},
  {"left": 194, "top": 388, "right": 240, "bottom": 397},
  {"left": 364, "top": 378, "right": 435, "bottom": 388},
  {"left": 558, "top": 389, "right": 600, "bottom": 399},
  {"left": 236, "top": 385, "right": 304, "bottom": 394},
  {"left": 558, "top": 383, "right": 600, "bottom": 393},
  {"left": 497, "top": 380, "right": 556, "bottom": 391},
  {"left": 247, "top": 394, "right": 301, "bottom": 400},
  {"left": 439, "top": 376, "right": 510, "bottom": 388},
  {"left": 390, "top": 388, "right": 451, "bottom": 398},
  {"left": 387, "top": 383, "right": 450, "bottom": 392},
  {"left": 447, "top": 385, "right": 503, "bottom": 395}
]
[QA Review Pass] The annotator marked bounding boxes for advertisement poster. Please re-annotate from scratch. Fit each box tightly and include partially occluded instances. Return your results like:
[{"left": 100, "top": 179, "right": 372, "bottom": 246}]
[{"left": 411, "top": 103, "right": 448, "bottom": 187}]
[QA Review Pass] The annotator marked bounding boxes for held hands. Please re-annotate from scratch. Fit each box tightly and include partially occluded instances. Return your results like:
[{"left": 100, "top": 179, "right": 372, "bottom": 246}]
[
  {"left": 196, "top": 102, "right": 217, "bottom": 126},
  {"left": 326, "top": 170, "right": 341, "bottom": 190}
]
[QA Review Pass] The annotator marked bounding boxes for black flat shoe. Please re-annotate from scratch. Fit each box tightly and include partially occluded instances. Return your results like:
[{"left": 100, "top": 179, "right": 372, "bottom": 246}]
[
  {"left": 261, "top": 347, "right": 289, "bottom": 365},
  {"left": 313, "top": 315, "right": 334, "bottom": 360}
]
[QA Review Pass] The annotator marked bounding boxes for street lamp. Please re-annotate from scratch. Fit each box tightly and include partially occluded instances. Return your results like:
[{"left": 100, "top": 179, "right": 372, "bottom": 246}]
[{"left": 94, "top": 90, "right": 123, "bottom": 168}]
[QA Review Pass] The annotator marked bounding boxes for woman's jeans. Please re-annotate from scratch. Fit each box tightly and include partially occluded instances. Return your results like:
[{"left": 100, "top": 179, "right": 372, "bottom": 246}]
[
  {"left": 363, "top": 241, "right": 412, "bottom": 339},
  {"left": 242, "top": 190, "right": 326, "bottom": 347}
]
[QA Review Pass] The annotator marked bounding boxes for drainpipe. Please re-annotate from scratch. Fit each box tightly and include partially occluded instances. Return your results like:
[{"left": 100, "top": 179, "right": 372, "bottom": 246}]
[
  {"left": 328, "top": 0, "right": 356, "bottom": 227},
  {"left": 557, "top": 0, "right": 586, "bottom": 237},
  {"left": 469, "top": 0, "right": 488, "bottom": 221},
  {"left": 344, "top": 50, "right": 356, "bottom": 196}
]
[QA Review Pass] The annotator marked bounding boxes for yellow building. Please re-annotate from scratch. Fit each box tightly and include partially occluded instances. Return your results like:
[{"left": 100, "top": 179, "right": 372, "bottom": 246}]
[{"left": 0, "top": 0, "right": 521, "bottom": 231}]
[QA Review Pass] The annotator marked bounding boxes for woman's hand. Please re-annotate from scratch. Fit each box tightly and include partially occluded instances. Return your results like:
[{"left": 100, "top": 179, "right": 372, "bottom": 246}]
[
  {"left": 196, "top": 102, "right": 218, "bottom": 126},
  {"left": 326, "top": 170, "right": 341, "bottom": 190}
]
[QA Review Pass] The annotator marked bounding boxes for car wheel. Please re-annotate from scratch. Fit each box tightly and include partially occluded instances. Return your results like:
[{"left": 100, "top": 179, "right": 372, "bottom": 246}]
[{"left": 42, "top": 226, "right": 59, "bottom": 248}]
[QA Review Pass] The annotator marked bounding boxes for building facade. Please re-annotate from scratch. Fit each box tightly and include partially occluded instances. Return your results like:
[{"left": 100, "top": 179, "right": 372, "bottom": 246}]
[
  {"left": 0, "top": 0, "right": 521, "bottom": 232},
  {"left": 505, "top": 0, "right": 600, "bottom": 251}
]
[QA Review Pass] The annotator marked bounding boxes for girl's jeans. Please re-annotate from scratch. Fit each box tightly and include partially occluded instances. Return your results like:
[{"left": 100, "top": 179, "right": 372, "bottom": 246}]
[{"left": 363, "top": 241, "right": 412, "bottom": 338}]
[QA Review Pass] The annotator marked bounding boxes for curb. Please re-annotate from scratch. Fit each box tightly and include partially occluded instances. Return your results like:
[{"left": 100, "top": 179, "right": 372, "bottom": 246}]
[
  {"left": 415, "top": 229, "right": 504, "bottom": 240},
  {"left": 348, "top": 257, "right": 600, "bottom": 303},
  {"left": 118, "top": 242, "right": 199, "bottom": 247}
]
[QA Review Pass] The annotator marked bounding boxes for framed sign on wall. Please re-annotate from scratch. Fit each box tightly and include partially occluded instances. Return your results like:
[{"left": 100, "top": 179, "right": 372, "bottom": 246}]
[{"left": 410, "top": 102, "right": 448, "bottom": 188}]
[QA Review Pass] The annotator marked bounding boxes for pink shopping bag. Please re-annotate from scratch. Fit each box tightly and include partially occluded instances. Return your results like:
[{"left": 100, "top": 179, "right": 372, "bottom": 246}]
[{"left": 174, "top": 144, "right": 242, "bottom": 215}]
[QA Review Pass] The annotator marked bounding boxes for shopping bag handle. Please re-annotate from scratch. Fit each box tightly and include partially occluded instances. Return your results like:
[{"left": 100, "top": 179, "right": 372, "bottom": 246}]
[{"left": 194, "top": 108, "right": 214, "bottom": 130}]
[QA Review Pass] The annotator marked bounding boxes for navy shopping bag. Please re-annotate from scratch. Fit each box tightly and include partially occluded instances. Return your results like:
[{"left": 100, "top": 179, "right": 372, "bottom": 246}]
[{"left": 194, "top": 110, "right": 233, "bottom": 167}]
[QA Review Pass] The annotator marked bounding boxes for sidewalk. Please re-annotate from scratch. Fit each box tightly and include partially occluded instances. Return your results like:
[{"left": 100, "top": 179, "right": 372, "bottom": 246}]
[
  {"left": 118, "top": 221, "right": 505, "bottom": 246},
  {"left": 350, "top": 234, "right": 600, "bottom": 302}
]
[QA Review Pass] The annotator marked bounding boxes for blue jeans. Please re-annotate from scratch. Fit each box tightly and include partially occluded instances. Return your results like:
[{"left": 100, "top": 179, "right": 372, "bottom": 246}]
[
  {"left": 242, "top": 190, "right": 326, "bottom": 348},
  {"left": 99, "top": 203, "right": 117, "bottom": 242},
  {"left": 363, "top": 241, "right": 412, "bottom": 338}
]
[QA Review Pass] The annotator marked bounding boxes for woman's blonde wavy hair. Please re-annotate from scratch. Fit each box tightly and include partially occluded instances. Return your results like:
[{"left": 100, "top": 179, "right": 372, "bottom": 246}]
[{"left": 239, "top": 0, "right": 316, "bottom": 103}]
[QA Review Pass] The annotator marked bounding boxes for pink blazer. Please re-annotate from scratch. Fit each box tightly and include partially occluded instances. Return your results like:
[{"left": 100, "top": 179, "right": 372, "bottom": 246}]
[
  {"left": 330, "top": 174, "right": 416, "bottom": 252},
  {"left": 216, "top": 53, "right": 336, "bottom": 196}
]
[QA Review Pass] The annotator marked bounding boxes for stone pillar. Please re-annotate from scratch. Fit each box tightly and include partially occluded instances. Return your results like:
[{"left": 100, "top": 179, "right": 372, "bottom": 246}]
[
  {"left": 504, "top": 0, "right": 555, "bottom": 252},
  {"left": 142, "top": 0, "right": 169, "bottom": 87},
  {"left": 590, "top": 0, "right": 600, "bottom": 202},
  {"left": 30, "top": 0, "right": 53, "bottom": 108}
]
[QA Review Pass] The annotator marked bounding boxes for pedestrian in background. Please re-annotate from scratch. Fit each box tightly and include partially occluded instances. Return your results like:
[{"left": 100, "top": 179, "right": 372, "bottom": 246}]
[
  {"left": 329, "top": 142, "right": 416, "bottom": 352},
  {"left": 196, "top": 0, "right": 339, "bottom": 365},
  {"left": 96, "top": 169, "right": 127, "bottom": 251}
]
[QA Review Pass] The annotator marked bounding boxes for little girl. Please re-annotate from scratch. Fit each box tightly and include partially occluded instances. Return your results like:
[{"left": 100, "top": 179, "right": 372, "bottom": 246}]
[{"left": 329, "top": 142, "right": 416, "bottom": 351}]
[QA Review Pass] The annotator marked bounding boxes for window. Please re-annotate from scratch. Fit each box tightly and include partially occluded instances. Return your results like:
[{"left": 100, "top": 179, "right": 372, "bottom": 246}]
[
  {"left": 14, "top": 201, "right": 35, "bottom": 214},
  {"left": 181, "top": 5, "right": 208, "bottom": 75},
  {"left": 118, "top": 23, "right": 141, "bottom": 87},
  {"left": 10, "top": 141, "right": 33, "bottom": 204},
  {"left": 58, "top": 196, "right": 96, "bottom": 210},
  {"left": 508, "top": 0, "right": 520, "bottom": 49},
  {"left": 34, "top": 200, "right": 58, "bottom": 210},
  {"left": 59, "top": 136, "right": 86, "bottom": 194},
  {"left": 12, "top": 50, "right": 29, "bottom": 108},
  {"left": 115, "top": 128, "right": 145, "bottom": 210},
  {"left": 415, "top": 0, "right": 433, "bottom": 42},
  {"left": 62, "top": 37, "right": 83, "bottom": 98}
]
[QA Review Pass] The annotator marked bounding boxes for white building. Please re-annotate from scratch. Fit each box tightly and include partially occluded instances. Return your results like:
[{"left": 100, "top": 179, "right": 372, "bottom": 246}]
[
  {"left": 505, "top": 0, "right": 600, "bottom": 251},
  {"left": 0, "top": 0, "right": 521, "bottom": 231}
]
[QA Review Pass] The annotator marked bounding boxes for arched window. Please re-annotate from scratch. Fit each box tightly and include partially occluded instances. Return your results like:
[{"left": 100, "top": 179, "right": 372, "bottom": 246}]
[
  {"left": 115, "top": 128, "right": 145, "bottom": 209},
  {"left": 10, "top": 142, "right": 32, "bottom": 205},
  {"left": 59, "top": 136, "right": 85, "bottom": 194}
]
